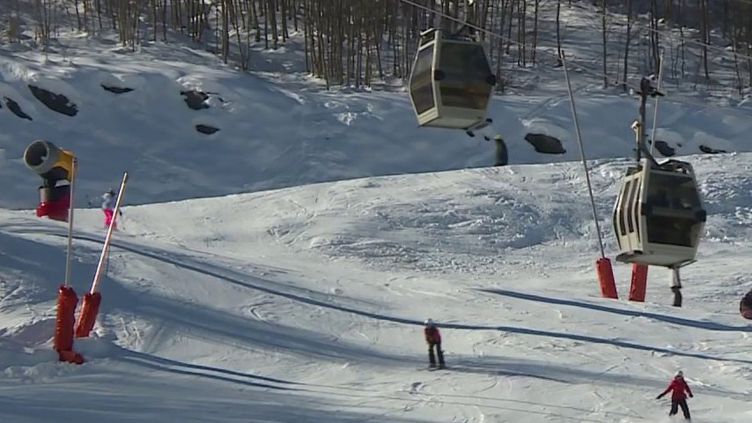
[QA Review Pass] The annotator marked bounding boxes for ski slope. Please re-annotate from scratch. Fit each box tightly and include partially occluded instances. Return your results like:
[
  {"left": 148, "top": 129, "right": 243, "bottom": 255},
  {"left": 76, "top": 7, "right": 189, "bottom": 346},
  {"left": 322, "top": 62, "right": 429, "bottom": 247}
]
[
  {"left": 1, "top": 21, "right": 752, "bottom": 423},
  {"left": 1, "top": 152, "right": 752, "bottom": 422}
]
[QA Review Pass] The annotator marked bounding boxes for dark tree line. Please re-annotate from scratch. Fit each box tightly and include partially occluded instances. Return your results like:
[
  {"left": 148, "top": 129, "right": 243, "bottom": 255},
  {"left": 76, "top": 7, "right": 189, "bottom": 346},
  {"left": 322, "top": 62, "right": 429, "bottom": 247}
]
[
  {"left": 300, "top": 0, "right": 752, "bottom": 93},
  {"left": 1, "top": 0, "right": 751, "bottom": 93}
]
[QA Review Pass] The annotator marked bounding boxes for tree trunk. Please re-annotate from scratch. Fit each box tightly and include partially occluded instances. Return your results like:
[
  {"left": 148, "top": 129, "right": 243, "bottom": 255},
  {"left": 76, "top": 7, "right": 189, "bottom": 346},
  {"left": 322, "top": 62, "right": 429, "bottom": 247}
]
[
  {"left": 622, "top": 0, "right": 633, "bottom": 91},
  {"left": 601, "top": 0, "right": 608, "bottom": 88}
]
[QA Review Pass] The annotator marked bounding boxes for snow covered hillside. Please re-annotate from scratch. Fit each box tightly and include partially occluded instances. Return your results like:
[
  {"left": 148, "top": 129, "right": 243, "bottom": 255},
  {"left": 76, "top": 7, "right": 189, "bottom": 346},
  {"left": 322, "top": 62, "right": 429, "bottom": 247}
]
[{"left": 1, "top": 32, "right": 751, "bottom": 210}]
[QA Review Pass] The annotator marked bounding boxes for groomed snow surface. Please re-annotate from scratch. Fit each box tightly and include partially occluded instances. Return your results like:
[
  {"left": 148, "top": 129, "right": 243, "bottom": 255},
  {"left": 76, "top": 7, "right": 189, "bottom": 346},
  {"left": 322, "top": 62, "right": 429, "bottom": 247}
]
[{"left": 1, "top": 33, "right": 752, "bottom": 423}]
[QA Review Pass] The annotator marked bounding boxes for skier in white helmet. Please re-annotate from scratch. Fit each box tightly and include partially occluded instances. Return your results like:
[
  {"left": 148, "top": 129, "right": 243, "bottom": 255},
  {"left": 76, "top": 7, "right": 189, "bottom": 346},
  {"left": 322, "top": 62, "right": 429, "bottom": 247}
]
[{"left": 101, "top": 189, "right": 122, "bottom": 229}]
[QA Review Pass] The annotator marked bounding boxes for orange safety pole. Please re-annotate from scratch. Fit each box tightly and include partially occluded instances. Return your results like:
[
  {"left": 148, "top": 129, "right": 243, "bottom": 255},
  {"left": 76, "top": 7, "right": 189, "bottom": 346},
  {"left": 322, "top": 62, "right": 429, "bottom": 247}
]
[
  {"left": 75, "top": 292, "right": 101, "bottom": 338},
  {"left": 75, "top": 171, "right": 128, "bottom": 338},
  {"left": 53, "top": 285, "right": 78, "bottom": 353},
  {"left": 628, "top": 263, "right": 649, "bottom": 302},
  {"left": 596, "top": 257, "right": 618, "bottom": 299}
]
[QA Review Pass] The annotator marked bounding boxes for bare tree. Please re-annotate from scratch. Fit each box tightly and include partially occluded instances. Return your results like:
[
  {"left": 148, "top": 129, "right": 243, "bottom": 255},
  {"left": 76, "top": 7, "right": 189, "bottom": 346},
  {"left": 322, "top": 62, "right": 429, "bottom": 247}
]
[
  {"left": 601, "top": 0, "right": 607, "bottom": 88},
  {"left": 622, "top": 0, "right": 633, "bottom": 91}
]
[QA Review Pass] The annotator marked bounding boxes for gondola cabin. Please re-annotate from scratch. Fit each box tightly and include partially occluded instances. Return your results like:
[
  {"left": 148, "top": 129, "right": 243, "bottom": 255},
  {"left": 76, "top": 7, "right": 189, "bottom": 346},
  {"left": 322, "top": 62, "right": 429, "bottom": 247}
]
[
  {"left": 612, "top": 159, "right": 706, "bottom": 268},
  {"left": 408, "top": 28, "right": 496, "bottom": 129}
]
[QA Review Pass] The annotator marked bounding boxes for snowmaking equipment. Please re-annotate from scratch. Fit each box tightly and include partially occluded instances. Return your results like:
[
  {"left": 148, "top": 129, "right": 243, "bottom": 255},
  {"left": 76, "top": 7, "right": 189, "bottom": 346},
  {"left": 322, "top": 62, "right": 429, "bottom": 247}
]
[
  {"left": 23, "top": 140, "right": 76, "bottom": 222},
  {"left": 23, "top": 140, "right": 85, "bottom": 363}
]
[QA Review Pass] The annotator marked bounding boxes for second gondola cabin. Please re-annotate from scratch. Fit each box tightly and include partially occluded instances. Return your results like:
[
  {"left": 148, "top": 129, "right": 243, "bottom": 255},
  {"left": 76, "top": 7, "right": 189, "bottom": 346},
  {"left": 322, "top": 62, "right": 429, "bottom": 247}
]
[
  {"left": 408, "top": 28, "right": 496, "bottom": 129},
  {"left": 612, "top": 159, "right": 706, "bottom": 268}
]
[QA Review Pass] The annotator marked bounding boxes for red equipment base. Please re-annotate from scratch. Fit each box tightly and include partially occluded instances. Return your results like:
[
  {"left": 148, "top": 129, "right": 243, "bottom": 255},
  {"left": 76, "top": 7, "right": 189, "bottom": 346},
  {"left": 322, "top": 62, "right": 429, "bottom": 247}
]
[
  {"left": 596, "top": 257, "right": 618, "bottom": 299},
  {"left": 54, "top": 285, "right": 78, "bottom": 352},
  {"left": 37, "top": 198, "right": 70, "bottom": 222},
  {"left": 628, "top": 264, "right": 649, "bottom": 302},
  {"left": 58, "top": 349, "right": 85, "bottom": 365}
]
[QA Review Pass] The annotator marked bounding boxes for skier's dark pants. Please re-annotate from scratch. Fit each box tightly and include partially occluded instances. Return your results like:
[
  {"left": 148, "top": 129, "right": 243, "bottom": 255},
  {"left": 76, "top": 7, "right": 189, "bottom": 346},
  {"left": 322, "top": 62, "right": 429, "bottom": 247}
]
[
  {"left": 428, "top": 343, "right": 445, "bottom": 367},
  {"left": 669, "top": 399, "right": 690, "bottom": 420}
]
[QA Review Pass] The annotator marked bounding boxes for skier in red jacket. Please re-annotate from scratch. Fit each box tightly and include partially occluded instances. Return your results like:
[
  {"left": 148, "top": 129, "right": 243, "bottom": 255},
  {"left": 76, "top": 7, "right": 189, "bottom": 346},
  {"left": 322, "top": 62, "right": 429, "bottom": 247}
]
[
  {"left": 656, "top": 371, "right": 693, "bottom": 420},
  {"left": 423, "top": 319, "right": 445, "bottom": 369}
]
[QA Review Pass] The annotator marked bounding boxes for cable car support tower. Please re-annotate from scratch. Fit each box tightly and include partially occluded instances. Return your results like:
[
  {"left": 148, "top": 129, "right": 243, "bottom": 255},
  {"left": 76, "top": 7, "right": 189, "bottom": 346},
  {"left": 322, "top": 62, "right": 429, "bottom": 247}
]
[{"left": 613, "top": 59, "right": 707, "bottom": 307}]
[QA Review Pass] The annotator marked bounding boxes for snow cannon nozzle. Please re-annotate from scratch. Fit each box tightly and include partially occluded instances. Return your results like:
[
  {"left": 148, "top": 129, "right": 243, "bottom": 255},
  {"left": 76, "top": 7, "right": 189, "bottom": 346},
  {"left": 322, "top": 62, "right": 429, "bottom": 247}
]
[{"left": 23, "top": 140, "right": 75, "bottom": 182}]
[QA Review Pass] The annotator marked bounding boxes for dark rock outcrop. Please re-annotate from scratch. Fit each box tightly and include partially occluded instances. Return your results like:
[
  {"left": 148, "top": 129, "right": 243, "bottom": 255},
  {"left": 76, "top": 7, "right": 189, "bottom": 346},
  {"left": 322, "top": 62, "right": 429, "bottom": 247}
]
[
  {"left": 699, "top": 145, "right": 727, "bottom": 154},
  {"left": 653, "top": 140, "right": 675, "bottom": 157},
  {"left": 101, "top": 84, "right": 134, "bottom": 94},
  {"left": 195, "top": 124, "right": 220, "bottom": 134},
  {"left": 524, "top": 133, "right": 566, "bottom": 154},
  {"left": 181, "top": 90, "right": 209, "bottom": 110},
  {"left": 28, "top": 85, "right": 78, "bottom": 116},
  {"left": 4, "top": 97, "right": 32, "bottom": 120}
]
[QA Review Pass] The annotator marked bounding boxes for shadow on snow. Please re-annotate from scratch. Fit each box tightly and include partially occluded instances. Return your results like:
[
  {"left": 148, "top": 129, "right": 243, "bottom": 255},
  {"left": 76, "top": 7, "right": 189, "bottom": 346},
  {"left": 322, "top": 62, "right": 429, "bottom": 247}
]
[{"left": 480, "top": 288, "right": 750, "bottom": 332}]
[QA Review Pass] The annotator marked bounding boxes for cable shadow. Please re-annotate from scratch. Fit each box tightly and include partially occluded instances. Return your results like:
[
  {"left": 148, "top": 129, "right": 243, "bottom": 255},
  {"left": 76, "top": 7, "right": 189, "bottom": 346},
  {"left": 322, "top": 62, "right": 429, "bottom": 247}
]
[
  {"left": 81, "top": 231, "right": 752, "bottom": 366},
  {"left": 37, "top": 228, "right": 382, "bottom": 310},
  {"left": 8, "top": 226, "right": 752, "bottom": 367},
  {"left": 480, "top": 288, "right": 750, "bottom": 332},
  {"left": 0, "top": 377, "right": 429, "bottom": 423},
  {"left": 101, "top": 349, "right": 656, "bottom": 422},
  {"left": 111, "top": 347, "right": 296, "bottom": 390},
  {"left": 0, "top": 231, "right": 101, "bottom": 302},
  {"left": 0, "top": 225, "right": 421, "bottom": 367},
  {"left": 446, "top": 363, "right": 571, "bottom": 384},
  {"left": 293, "top": 379, "right": 631, "bottom": 423},
  {"left": 99, "top": 268, "right": 421, "bottom": 367},
  {"left": 120, "top": 356, "right": 293, "bottom": 391}
]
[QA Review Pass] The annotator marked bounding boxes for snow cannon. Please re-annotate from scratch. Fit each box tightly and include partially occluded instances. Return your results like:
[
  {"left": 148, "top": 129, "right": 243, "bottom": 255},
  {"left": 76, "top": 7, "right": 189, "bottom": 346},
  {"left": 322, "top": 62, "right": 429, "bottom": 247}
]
[
  {"left": 23, "top": 140, "right": 76, "bottom": 222},
  {"left": 740, "top": 290, "right": 752, "bottom": 320}
]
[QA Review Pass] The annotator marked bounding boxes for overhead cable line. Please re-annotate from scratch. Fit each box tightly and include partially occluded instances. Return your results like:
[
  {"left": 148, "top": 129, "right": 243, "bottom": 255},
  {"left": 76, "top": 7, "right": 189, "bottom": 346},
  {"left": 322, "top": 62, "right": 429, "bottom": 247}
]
[{"left": 396, "top": 0, "right": 752, "bottom": 118}]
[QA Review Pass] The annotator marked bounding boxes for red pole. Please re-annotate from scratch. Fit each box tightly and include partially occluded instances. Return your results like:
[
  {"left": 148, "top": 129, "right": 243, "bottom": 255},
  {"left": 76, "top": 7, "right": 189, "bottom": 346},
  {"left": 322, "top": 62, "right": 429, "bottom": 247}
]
[
  {"left": 596, "top": 257, "right": 618, "bottom": 299},
  {"left": 53, "top": 285, "right": 78, "bottom": 352},
  {"left": 629, "top": 263, "right": 649, "bottom": 302}
]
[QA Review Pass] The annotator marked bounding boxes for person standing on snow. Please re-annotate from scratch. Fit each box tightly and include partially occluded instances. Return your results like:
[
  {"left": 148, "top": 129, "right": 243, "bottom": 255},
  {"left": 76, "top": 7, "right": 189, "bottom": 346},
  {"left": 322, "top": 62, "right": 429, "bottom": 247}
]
[
  {"left": 424, "top": 319, "right": 445, "bottom": 369},
  {"left": 101, "top": 189, "right": 122, "bottom": 229},
  {"left": 656, "top": 370, "right": 693, "bottom": 420}
]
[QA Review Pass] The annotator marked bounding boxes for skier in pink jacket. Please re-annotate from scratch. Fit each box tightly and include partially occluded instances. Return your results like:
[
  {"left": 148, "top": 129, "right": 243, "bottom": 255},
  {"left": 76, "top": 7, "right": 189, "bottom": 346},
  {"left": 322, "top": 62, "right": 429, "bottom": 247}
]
[{"left": 101, "top": 189, "right": 121, "bottom": 229}]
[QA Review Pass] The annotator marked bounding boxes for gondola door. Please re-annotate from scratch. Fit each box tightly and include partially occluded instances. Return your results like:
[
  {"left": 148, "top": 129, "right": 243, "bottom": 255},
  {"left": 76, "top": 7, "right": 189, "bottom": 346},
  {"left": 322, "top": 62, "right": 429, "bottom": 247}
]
[
  {"left": 409, "top": 32, "right": 440, "bottom": 126},
  {"left": 614, "top": 168, "right": 643, "bottom": 258}
]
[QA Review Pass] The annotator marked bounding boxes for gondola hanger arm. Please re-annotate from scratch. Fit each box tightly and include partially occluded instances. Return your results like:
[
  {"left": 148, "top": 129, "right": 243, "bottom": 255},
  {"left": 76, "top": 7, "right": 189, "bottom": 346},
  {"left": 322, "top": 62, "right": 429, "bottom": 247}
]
[{"left": 631, "top": 120, "right": 660, "bottom": 169}]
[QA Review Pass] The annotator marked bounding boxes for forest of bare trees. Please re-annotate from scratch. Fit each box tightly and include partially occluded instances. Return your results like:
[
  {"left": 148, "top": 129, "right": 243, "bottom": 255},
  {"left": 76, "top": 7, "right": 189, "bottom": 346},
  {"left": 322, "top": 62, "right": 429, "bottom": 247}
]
[{"left": 1, "top": 0, "right": 751, "bottom": 94}]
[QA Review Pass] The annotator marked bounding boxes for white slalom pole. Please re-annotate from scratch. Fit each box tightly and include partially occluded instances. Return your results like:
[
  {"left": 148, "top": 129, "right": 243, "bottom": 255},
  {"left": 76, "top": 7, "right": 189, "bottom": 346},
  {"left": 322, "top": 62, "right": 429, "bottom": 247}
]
[
  {"left": 90, "top": 172, "right": 128, "bottom": 294},
  {"left": 64, "top": 158, "right": 77, "bottom": 287},
  {"left": 649, "top": 52, "right": 665, "bottom": 156}
]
